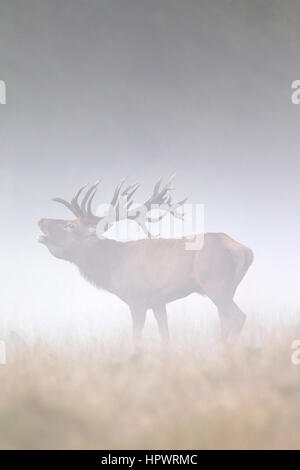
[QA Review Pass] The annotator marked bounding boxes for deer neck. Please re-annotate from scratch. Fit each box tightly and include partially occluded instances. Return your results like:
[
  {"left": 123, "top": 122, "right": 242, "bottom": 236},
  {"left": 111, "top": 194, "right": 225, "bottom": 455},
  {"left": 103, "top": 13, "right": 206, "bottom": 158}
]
[{"left": 75, "top": 238, "right": 123, "bottom": 290}]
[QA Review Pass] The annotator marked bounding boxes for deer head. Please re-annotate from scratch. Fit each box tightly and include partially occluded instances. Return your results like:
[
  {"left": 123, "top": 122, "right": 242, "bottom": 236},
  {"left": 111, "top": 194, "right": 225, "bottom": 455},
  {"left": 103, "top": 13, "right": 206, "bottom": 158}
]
[{"left": 38, "top": 176, "right": 187, "bottom": 261}]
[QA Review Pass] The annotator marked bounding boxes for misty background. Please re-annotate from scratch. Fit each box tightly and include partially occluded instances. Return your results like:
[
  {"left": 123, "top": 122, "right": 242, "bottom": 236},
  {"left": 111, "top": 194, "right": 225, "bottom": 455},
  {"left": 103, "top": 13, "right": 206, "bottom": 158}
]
[{"left": 1, "top": 0, "right": 300, "bottom": 343}]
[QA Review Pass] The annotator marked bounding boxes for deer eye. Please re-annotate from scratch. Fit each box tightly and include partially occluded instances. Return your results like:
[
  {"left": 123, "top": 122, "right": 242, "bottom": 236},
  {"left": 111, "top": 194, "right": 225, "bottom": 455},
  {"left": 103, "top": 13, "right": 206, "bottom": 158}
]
[{"left": 64, "top": 223, "right": 76, "bottom": 231}]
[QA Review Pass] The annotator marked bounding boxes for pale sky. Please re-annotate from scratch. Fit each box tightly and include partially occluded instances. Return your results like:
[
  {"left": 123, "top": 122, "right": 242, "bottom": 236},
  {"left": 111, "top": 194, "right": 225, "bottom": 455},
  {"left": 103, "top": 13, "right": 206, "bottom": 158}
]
[{"left": 1, "top": 1, "right": 300, "bottom": 339}]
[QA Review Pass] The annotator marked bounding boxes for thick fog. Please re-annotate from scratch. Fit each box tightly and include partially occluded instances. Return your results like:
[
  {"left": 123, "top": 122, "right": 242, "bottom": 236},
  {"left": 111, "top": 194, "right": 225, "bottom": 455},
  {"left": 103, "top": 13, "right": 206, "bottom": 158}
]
[{"left": 1, "top": 0, "right": 300, "bottom": 343}]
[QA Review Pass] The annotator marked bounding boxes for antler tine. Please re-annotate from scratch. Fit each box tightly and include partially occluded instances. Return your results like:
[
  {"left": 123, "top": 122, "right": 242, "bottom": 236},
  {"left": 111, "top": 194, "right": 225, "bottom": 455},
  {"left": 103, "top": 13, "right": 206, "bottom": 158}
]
[
  {"left": 146, "top": 195, "right": 187, "bottom": 223},
  {"left": 169, "top": 197, "right": 188, "bottom": 220},
  {"left": 152, "top": 176, "right": 163, "bottom": 195},
  {"left": 165, "top": 194, "right": 187, "bottom": 208},
  {"left": 144, "top": 174, "right": 175, "bottom": 209},
  {"left": 140, "top": 178, "right": 161, "bottom": 210},
  {"left": 177, "top": 197, "right": 188, "bottom": 206},
  {"left": 52, "top": 197, "right": 81, "bottom": 217},
  {"left": 71, "top": 183, "right": 89, "bottom": 216},
  {"left": 113, "top": 182, "right": 141, "bottom": 214},
  {"left": 165, "top": 194, "right": 172, "bottom": 205},
  {"left": 111, "top": 177, "right": 127, "bottom": 207},
  {"left": 87, "top": 188, "right": 99, "bottom": 217},
  {"left": 159, "top": 173, "right": 176, "bottom": 195},
  {"left": 167, "top": 172, "right": 176, "bottom": 185},
  {"left": 80, "top": 180, "right": 101, "bottom": 214},
  {"left": 121, "top": 182, "right": 139, "bottom": 196},
  {"left": 126, "top": 200, "right": 134, "bottom": 210},
  {"left": 122, "top": 182, "right": 141, "bottom": 201}
]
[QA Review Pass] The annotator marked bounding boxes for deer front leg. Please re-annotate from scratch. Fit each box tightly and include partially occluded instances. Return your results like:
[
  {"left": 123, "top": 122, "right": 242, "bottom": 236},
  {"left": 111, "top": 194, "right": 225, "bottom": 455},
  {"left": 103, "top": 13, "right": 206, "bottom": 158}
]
[
  {"left": 130, "top": 306, "right": 147, "bottom": 357},
  {"left": 153, "top": 304, "right": 170, "bottom": 345}
]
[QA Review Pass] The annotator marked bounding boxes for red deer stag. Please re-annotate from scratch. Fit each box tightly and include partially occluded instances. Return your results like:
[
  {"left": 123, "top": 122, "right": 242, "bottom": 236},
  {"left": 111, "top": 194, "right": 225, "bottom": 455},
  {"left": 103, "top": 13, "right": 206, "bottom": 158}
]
[{"left": 38, "top": 177, "right": 253, "bottom": 350}]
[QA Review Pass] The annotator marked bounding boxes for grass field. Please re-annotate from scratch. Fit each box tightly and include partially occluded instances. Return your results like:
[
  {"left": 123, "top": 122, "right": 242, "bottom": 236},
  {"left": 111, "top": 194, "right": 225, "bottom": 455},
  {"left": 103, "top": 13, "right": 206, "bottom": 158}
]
[{"left": 1, "top": 321, "right": 300, "bottom": 450}]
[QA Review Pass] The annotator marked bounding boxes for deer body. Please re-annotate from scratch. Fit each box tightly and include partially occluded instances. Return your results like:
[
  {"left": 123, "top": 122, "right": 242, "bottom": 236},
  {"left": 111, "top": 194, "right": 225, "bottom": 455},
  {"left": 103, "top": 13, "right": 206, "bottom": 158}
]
[
  {"left": 77, "top": 237, "right": 197, "bottom": 306},
  {"left": 75, "top": 234, "right": 251, "bottom": 309},
  {"left": 39, "top": 179, "right": 253, "bottom": 349}
]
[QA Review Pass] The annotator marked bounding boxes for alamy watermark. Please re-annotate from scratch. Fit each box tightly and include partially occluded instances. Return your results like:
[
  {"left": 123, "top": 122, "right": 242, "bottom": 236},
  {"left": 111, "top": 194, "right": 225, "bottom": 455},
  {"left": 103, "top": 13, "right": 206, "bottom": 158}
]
[
  {"left": 291, "top": 80, "right": 300, "bottom": 104},
  {"left": 94, "top": 200, "right": 205, "bottom": 250},
  {"left": 291, "top": 340, "right": 300, "bottom": 365},
  {"left": 0, "top": 80, "right": 6, "bottom": 104}
]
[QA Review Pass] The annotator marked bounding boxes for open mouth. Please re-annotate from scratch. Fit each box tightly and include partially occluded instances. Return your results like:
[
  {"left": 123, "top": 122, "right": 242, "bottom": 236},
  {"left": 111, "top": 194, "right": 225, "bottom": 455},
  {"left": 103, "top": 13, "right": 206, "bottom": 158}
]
[
  {"left": 37, "top": 233, "right": 48, "bottom": 244},
  {"left": 37, "top": 221, "right": 49, "bottom": 244}
]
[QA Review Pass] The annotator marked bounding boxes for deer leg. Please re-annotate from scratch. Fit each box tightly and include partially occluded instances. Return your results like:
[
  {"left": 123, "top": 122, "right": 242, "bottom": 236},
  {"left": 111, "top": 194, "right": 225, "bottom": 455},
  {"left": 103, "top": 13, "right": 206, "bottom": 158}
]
[
  {"left": 218, "top": 299, "right": 246, "bottom": 343},
  {"left": 153, "top": 304, "right": 170, "bottom": 344},
  {"left": 210, "top": 295, "right": 246, "bottom": 343},
  {"left": 130, "top": 307, "right": 147, "bottom": 356},
  {"left": 217, "top": 308, "right": 234, "bottom": 343}
]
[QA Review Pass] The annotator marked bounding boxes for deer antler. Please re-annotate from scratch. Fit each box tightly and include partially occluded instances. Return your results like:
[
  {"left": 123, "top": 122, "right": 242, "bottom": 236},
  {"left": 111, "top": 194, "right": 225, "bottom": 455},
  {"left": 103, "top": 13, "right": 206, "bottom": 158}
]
[
  {"left": 52, "top": 179, "right": 140, "bottom": 221},
  {"left": 52, "top": 176, "right": 187, "bottom": 237},
  {"left": 117, "top": 174, "right": 187, "bottom": 237},
  {"left": 127, "top": 174, "right": 186, "bottom": 218},
  {"left": 52, "top": 181, "right": 101, "bottom": 221}
]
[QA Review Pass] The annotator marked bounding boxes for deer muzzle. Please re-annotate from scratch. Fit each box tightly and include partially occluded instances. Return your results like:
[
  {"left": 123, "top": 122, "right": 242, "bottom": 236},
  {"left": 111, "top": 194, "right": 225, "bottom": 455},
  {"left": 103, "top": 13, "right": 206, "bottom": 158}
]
[{"left": 37, "top": 219, "right": 50, "bottom": 244}]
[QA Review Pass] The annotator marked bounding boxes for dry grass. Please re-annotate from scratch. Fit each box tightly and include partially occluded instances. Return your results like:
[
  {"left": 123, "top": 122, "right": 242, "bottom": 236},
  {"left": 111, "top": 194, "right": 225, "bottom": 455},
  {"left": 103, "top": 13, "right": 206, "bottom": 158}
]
[{"left": 0, "top": 326, "right": 300, "bottom": 450}]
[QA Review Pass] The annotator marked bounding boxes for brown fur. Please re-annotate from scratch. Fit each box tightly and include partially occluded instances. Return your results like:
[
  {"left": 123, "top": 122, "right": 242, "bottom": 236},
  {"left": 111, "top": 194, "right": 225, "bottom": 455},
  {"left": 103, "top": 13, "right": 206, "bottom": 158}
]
[{"left": 38, "top": 217, "right": 253, "bottom": 348}]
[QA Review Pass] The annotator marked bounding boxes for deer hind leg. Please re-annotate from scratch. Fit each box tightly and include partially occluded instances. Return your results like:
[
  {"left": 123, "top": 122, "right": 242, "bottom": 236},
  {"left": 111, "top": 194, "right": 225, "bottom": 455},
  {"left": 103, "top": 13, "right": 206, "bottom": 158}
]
[
  {"left": 217, "top": 298, "right": 246, "bottom": 343},
  {"left": 153, "top": 304, "right": 170, "bottom": 344},
  {"left": 218, "top": 247, "right": 252, "bottom": 342}
]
